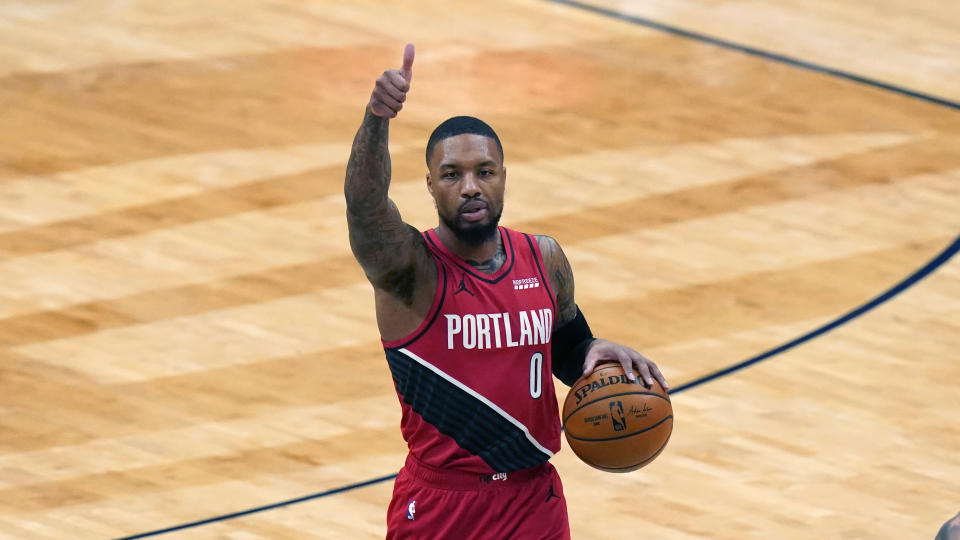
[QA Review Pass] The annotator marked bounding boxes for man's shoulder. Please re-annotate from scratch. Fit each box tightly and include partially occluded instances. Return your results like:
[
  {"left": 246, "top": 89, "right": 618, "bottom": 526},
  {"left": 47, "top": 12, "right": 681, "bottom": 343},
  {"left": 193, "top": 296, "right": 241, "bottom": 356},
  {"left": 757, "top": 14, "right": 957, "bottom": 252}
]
[
  {"left": 513, "top": 232, "right": 566, "bottom": 272},
  {"left": 528, "top": 233, "right": 562, "bottom": 257},
  {"left": 499, "top": 227, "right": 558, "bottom": 246}
]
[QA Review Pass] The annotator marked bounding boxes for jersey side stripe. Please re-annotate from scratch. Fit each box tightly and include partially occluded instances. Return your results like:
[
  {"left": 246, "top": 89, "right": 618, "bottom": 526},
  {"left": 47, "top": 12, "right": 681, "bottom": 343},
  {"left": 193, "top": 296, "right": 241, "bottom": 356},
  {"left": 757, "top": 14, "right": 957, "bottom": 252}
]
[
  {"left": 397, "top": 347, "right": 554, "bottom": 458},
  {"left": 385, "top": 351, "right": 547, "bottom": 471},
  {"left": 387, "top": 349, "right": 553, "bottom": 471},
  {"left": 386, "top": 349, "right": 541, "bottom": 471}
]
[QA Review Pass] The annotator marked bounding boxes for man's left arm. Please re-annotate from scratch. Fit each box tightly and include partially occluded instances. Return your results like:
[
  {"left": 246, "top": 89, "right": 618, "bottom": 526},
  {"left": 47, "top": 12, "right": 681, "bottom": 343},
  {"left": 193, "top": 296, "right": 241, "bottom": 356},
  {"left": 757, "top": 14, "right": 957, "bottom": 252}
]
[{"left": 536, "top": 235, "right": 669, "bottom": 390}]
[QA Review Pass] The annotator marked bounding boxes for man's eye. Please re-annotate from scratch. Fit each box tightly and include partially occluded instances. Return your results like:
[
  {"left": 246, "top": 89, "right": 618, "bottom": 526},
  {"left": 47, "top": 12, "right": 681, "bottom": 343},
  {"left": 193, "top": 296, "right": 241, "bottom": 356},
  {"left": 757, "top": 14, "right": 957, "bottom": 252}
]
[
  {"left": 443, "top": 172, "right": 458, "bottom": 179},
  {"left": 480, "top": 169, "right": 494, "bottom": 176}
]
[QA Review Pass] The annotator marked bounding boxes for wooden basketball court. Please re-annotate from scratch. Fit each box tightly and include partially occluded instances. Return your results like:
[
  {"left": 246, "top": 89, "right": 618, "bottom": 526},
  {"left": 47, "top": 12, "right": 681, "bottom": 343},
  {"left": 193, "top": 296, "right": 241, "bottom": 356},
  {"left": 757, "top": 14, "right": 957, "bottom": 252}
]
[{"left": 1, "top": 1, "right": 957, "bottom": 538}]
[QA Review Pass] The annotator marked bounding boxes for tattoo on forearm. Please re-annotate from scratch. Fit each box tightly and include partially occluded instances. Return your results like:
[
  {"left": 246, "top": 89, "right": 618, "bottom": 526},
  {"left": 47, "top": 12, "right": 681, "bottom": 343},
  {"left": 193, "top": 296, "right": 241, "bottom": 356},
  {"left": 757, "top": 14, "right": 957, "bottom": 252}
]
[{"left": 345, "top": 109, "right": 391, "bottom": 211}]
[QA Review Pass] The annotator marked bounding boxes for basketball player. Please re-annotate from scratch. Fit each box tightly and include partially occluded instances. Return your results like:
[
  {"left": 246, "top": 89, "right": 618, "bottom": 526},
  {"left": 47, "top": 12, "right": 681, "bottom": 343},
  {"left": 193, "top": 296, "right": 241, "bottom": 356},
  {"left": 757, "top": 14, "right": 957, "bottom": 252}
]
[{"left": 344, "top": 43, "right": 669, "bottom": 539}]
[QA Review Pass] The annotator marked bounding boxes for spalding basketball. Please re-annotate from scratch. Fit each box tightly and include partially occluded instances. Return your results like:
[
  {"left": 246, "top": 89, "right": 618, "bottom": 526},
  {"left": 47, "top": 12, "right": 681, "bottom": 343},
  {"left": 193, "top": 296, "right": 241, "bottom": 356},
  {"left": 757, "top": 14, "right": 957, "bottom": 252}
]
[{"left": 562, "top": 362, "right": 673, "bottom": 472}]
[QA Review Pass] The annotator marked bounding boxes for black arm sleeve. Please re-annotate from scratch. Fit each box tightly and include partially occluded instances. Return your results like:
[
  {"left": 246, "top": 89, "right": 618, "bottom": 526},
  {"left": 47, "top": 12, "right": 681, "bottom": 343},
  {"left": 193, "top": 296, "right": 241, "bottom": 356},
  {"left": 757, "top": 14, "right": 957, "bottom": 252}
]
[{"left": 551, "top": 306, "right": 596, "bottom": 386}]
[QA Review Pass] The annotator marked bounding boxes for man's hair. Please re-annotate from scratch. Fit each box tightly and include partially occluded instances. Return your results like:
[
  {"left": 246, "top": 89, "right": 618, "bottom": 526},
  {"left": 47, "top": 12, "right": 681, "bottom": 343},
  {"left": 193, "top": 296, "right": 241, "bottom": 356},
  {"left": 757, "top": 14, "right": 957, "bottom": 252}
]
[
  {"left": 425, "top": 116, "right": 503, "bottom": 165},
  {"left": 936, "top": 512, "right": 960, "bottom": 540}
]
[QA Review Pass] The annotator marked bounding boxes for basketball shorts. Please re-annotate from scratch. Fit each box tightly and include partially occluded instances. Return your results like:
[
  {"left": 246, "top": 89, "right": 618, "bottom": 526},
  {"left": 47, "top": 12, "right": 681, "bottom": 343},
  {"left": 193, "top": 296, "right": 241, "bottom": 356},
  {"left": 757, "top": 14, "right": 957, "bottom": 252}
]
[{"left": 386, "top": 454, "right": 571, "bottom": 540}]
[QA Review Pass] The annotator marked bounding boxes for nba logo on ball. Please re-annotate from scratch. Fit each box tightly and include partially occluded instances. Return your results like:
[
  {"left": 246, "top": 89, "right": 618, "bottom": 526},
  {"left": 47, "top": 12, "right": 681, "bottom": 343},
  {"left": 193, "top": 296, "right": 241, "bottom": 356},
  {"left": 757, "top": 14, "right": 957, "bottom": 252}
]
[{"left": 609, "top": 401, "right": 626, "bottom": 431}]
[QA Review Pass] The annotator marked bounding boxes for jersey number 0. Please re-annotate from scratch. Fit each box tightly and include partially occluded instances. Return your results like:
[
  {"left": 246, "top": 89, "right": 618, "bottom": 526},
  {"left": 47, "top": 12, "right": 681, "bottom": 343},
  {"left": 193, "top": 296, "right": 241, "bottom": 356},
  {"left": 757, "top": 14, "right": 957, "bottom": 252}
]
[{"left": 529, "top": 352, "right": 543, "bottom": 399}]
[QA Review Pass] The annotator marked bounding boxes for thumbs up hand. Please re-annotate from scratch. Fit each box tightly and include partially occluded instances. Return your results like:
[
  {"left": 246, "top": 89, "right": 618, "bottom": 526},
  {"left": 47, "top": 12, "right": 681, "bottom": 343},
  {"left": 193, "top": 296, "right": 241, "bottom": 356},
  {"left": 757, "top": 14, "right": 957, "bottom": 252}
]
[{"left": 368, "top": 43, "right": 415, "bottom": 119}]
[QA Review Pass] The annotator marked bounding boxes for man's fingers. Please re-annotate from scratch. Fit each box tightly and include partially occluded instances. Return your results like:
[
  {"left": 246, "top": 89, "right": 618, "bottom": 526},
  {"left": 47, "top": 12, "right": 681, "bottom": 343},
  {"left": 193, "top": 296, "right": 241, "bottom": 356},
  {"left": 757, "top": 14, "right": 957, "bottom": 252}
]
[
  {"left": 377, "top": 74, "right": 407, "bottom": 101},
  {"left": 635, "top": 360, "right": 654, "bottom": 388},
  {"left": 369, "top": 102, "right": 397, "bottom": 118},
  {"left": 629, "top": 351, "right": 667, "bottom": 390},
  {"left": 578, "top": 340, "right": 666, "bottom": 391},
  {"left": 612, "top": 350, "right": 635, "bottom": 381},
  {"left": 372, "top": 90, "right": 403, "bottom": 113},
  {"left": 401, "top": 42, "right": 415, "bottom": 82},
  {"left": 625, "top": 351, "right": 654, "bottom": 388},
  {"left": 581, "top": 356, "right": 599, "bottom": 377},
  {"left": 366, "top": 44, "right": 413, "bottom": 120},
  {"left": 649, "top": 362, "right": 670, "bottom": 390},
  {"left": 383, "top": 71, "right": 410, "bottom": 95}
]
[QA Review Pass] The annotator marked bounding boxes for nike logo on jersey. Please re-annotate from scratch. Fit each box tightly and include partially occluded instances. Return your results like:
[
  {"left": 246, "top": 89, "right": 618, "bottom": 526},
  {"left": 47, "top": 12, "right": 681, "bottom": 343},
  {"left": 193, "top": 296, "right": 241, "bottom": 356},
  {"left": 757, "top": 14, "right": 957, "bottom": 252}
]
[{"left": 445, "top": 309, "right": 553, "bottom": 350}]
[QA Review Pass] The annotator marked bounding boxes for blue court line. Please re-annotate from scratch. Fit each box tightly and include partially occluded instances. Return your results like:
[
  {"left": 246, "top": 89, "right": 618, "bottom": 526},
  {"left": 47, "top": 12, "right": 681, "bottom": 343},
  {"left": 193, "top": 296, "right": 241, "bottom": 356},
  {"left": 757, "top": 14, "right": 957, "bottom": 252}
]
[
  {"left": 114, "top": 474, "right": 399, "bottom": 540},
  {"left": 669, "top": 234, "right": 960, "bottom": 393},
  {"left": 115, "top": 234, "right": 960, "bottom": 539},
  {"left": 547, "top": 0, "right": 960, "bottom": 111}
]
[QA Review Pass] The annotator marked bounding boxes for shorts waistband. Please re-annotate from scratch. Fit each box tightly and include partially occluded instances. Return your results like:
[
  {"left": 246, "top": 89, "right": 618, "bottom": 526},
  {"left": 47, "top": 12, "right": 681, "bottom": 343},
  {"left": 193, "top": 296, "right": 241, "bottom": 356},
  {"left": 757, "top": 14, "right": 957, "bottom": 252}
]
[{"left": 402, "top": 454, "right": 551, "bottom": 490}]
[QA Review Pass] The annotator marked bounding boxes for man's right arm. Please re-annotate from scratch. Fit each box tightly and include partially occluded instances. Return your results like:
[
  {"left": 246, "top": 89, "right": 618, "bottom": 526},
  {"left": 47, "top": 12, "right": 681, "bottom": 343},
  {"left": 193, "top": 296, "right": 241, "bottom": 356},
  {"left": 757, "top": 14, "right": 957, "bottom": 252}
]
[
  {"left": 344, "top": 44, "right": 434, "bottom": 307},
  {"left": 345, "top": 108, "right": 429, "bottom": 304}
]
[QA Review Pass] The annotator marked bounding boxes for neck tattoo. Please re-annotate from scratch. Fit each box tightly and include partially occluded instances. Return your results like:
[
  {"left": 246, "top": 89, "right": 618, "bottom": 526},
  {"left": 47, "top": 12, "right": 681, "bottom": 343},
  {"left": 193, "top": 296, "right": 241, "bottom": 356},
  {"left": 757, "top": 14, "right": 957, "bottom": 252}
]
[{"left": 465, "top": 236, "right": 506, "bottom": 274}]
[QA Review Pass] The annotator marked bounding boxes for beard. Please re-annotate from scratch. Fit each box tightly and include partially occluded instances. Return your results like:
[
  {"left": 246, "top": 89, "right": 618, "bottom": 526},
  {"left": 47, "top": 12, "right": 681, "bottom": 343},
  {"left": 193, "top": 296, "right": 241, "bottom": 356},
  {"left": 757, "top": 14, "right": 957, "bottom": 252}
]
[{"left": 439, "top": 203, "right": 503, "bottom": 247}]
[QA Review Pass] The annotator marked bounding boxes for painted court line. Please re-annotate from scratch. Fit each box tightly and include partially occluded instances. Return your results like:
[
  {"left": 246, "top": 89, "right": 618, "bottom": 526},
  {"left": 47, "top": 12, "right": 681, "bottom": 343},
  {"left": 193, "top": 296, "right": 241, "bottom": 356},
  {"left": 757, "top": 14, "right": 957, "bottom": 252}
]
[
  {"left": 549, "top": 0, "right": 960, "bottom": 112},
  {"left": 115, "top": 474, "right": 400, "bottom": 540}
]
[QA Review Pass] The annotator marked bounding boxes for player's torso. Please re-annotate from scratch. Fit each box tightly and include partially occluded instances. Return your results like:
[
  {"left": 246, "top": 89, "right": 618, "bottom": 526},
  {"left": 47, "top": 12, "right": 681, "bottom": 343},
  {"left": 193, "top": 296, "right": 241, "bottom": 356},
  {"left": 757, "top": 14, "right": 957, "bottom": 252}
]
[{"left": 382, "top": 227, "right": 561, "bottom": 473}]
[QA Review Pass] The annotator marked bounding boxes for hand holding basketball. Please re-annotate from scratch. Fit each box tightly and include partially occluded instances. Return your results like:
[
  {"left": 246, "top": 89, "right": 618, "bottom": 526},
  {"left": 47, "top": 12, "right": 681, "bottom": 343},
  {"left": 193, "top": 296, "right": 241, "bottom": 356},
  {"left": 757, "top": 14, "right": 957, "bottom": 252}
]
[
  {"left": 369, "top": 43, "right": 415, "bottom": 118},
  {"left": 563, "top": 362, "right": 673, "bottom": 472},
  {"left": 582, "top": 338, "right": 669, "bottom": 390}
]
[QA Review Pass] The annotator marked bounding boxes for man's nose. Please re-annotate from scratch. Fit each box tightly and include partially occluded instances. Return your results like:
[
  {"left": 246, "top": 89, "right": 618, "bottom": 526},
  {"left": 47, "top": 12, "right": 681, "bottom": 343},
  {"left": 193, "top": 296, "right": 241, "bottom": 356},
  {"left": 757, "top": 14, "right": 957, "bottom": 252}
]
[{"left": 460, "top": 172, "right": 481, "bottom": 197}]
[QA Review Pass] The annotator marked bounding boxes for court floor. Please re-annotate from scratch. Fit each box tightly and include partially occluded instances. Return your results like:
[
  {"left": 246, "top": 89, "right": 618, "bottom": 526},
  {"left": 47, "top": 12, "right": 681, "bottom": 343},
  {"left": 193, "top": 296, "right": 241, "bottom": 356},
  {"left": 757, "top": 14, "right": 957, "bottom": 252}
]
[{"left": 0, "top": 1, "right": 958, "bottom": 538}]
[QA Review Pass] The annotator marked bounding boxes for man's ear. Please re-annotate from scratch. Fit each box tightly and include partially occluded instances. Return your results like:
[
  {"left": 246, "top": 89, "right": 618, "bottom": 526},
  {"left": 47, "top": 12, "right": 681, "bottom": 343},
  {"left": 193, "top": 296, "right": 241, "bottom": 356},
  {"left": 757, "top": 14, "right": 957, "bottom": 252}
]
[{"left": 426, "top": 172, "right": 434, "bottom": 195}]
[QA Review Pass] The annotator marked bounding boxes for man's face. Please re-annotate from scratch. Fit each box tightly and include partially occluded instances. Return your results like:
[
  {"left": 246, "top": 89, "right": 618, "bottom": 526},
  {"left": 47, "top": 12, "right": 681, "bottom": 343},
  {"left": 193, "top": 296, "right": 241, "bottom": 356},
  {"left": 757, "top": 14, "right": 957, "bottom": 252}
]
[{"left": 426, "top": 134, "right": 506, "bottom": 246}]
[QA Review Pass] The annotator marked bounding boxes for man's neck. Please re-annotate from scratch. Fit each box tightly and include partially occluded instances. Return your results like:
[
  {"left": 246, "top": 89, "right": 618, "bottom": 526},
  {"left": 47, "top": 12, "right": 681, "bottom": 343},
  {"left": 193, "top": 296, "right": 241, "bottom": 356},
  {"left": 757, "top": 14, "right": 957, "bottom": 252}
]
[{"left": 435, "top": 225, "right": 505, "bottom": 274}]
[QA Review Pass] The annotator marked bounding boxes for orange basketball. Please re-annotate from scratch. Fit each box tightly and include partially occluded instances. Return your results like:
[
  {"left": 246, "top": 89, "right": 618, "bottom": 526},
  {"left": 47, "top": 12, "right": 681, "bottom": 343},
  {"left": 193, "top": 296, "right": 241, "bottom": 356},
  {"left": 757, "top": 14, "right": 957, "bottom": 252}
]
[{"left": 562, "top": 362, "right": 673, "bottom": 472}]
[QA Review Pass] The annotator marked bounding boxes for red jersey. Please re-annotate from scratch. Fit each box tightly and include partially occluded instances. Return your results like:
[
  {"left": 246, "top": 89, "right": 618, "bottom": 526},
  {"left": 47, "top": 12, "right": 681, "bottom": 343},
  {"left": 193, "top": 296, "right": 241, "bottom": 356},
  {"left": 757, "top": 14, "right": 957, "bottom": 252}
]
[{"left": 381, "top": 226, "right": 562, "bottom": 474}]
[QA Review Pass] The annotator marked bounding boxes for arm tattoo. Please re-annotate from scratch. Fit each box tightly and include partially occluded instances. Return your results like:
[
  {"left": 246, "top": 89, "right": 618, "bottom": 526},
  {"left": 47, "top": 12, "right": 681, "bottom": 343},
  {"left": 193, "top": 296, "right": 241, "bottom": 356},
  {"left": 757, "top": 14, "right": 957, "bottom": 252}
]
[
  {"left": 535, "top": 235, "right": 577, "bottom": 326},
  {"left": 344, "top": 109, "right": 424, "bottom": 304},
  {"left": 345, "top": 109, "right": 390, "bottom": 213}
]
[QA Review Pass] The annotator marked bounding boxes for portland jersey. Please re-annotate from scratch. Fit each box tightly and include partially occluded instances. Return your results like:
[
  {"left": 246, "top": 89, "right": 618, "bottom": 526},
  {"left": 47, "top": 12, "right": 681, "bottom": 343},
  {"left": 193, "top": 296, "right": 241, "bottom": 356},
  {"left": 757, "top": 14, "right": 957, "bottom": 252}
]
[{"left": 381, "top": 226, "right": 562, "bottom": 474}]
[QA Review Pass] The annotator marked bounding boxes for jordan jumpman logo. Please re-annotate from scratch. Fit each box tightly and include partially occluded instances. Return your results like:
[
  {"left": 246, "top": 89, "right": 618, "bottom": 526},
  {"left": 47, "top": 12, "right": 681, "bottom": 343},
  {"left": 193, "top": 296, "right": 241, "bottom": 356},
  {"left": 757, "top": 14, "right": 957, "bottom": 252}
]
[
  {"left": 545, "top": 483, "right": 561, "bottom": 502},
  {"left": 454, "top": 274, "right": 474, "bottom": 296}
]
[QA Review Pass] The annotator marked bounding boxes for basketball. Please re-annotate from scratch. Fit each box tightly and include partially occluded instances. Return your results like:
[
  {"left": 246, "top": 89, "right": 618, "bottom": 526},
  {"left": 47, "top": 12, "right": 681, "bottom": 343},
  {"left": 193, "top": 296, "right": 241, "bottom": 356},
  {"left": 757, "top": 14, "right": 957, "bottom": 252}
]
[{"left": 562, "top": 362, "right": 673, "bottom": 472}]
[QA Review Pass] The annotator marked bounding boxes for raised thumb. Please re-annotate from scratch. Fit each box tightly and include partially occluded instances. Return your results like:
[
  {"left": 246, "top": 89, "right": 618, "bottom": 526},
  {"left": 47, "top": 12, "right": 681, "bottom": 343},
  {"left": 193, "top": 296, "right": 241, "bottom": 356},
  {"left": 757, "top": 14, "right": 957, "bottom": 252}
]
[{"left": 401, "top": 42, "right": 415, "bottom": 82}]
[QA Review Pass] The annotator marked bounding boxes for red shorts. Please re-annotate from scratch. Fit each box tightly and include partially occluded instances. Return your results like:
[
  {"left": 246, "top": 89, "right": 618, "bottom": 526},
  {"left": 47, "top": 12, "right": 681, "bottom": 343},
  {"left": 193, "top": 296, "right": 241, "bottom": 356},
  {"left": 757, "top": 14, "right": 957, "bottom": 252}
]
[{"left": 386, "top": 454, "right": 570, "bottom": 540}]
